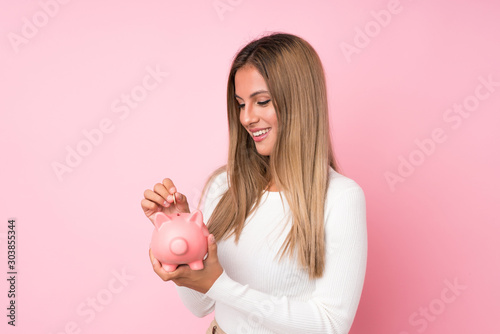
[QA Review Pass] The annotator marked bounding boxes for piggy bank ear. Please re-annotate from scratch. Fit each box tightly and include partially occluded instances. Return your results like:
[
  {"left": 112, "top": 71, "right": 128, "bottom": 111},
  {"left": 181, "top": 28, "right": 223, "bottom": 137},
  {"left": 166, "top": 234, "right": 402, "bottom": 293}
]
[
  {"left": 188, "top": 210, "right": 204, "bottom": 228},
  {"left": 153, "top": 212, "right": 171, "bottom": 230}
]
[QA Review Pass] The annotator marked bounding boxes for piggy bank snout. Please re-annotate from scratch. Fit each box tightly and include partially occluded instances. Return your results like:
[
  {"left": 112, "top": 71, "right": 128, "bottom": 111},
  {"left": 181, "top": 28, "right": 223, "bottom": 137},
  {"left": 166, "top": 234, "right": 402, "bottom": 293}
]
[{"left": 169, "top": 237, "right": 188, "bottom": 256}]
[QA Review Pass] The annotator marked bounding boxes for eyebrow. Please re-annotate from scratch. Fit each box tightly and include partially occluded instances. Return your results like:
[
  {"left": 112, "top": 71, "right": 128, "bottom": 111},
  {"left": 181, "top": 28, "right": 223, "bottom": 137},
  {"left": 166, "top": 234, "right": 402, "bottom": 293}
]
[{"left": 234, "top": 90, "right": 270, "bottom": 100}]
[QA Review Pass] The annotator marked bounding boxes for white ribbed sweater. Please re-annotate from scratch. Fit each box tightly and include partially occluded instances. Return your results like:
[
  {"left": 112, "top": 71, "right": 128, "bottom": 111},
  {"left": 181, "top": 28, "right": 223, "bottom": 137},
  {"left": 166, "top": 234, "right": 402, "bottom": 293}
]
[{"left": 176, "top": 167, "right": 367, "bottom": 334}]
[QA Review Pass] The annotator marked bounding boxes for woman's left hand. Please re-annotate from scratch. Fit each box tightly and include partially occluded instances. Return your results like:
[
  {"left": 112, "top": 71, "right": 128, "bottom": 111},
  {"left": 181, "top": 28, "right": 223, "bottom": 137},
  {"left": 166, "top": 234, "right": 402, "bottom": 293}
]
[{"left": 149, "top": 234, "right": 223, "bottom": 294}]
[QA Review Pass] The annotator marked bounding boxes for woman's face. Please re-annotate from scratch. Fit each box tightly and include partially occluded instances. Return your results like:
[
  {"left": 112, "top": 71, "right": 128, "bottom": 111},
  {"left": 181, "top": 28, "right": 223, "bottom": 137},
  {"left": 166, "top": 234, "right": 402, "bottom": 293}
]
[{"left": 235, "top": 65, "right": 278, "bottom": 157}]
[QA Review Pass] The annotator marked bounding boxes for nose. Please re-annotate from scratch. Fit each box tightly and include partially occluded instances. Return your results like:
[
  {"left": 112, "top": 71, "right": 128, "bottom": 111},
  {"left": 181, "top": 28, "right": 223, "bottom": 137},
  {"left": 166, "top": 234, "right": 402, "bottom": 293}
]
[{"left": 240, "top": 103, "right": 259, "bottom": 127}]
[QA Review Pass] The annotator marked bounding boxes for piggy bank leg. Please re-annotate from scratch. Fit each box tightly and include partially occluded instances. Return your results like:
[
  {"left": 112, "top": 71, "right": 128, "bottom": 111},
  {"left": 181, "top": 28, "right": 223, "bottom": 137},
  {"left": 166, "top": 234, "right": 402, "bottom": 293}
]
[
  {"left": 162, "top": 263, "right": 178, "bottom": 272},
  {"left": 188, "top": 260, "right": 204, "bottom": 270}
]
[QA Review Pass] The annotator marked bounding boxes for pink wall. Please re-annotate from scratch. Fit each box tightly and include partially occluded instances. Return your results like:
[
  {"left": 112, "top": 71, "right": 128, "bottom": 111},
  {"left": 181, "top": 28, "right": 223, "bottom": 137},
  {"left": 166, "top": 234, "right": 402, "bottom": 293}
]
[{"left": 1, "top": 0, "right": 498, "bottom": 333}]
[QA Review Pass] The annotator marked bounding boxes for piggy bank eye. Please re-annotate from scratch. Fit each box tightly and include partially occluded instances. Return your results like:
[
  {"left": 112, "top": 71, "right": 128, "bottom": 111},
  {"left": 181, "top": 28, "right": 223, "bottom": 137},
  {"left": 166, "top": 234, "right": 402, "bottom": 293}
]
[{"left": 177, "top": 213, "right": 180, "bottom": 216}]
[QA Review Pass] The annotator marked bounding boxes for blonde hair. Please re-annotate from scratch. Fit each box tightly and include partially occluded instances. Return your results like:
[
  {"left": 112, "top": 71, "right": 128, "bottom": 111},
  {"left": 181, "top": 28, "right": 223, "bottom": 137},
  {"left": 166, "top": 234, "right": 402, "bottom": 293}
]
[{"left": 199, "top": 33, "right": 339, "bottom": 279}]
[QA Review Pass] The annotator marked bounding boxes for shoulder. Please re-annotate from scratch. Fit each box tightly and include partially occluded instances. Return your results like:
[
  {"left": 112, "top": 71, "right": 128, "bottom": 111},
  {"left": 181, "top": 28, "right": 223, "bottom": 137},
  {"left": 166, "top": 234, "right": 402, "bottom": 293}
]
[
  {"left": 209, "top": 168, "right": 229, "bottom": 190},
  {"left": 323, "top": 167, "right": 367, "bottom": 237},
  {"left": 198, "top": 167, "right": 229, "bottom": 219},
  {"left": 204, "top": 167, "right": 229, "bottom": 201},
  {"left": 325, "top": 167, "right": 366, "bottom": 208},
  {"left": 326, "top": 167, "right": 365, "bottom": 195}
]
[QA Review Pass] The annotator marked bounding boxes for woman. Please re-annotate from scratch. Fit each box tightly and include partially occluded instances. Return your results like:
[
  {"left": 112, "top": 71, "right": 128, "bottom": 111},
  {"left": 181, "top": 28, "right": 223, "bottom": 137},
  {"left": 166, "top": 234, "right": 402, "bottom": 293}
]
[{"left": 141, "top": 32, "right": 367, "bottom": 334}]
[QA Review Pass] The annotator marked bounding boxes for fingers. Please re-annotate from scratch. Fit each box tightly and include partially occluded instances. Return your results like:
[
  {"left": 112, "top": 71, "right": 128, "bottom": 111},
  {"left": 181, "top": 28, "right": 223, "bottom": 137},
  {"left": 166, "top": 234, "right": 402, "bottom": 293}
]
[
  {"left": 148, "top": 249, "right": 195, "bottom": 288},
  {"left": 142, "top": 178, "right": 190, "bottom": 218},
  {"left": 156, "top": 178, "right": 183, "bottom": 207},
  {"left": 206, "top": 234, "right": 218, "bottom": 261},
  {"left": 172, "top": 192, "right": 189, "bottom": 210},
  {"left": 144, "top": 179, "right": 180, "bottom": 208},
  {"left": 161, "top": 180, "right": 190, "bottom": 213},
  {"left": 152, "top": 182, "right": 171, "bottom": 207},
  {"left": 163, "top": 179, "right": 182, "bottom": 207},
  {"left": 144, "top": 189, "right": 168, "bottom": 208},
  {"left": 148, "top": 243, "right": 221, "bottom": 293},
  {"left": 141, "top": 194, "right": 161, "bottom": 214},
  {"left": 149, "top": 248, "right": 160, "bottom": 268},
  {"left": 141, "top": 198, "right": 156, "bottom": 211},
  {"left": 141, "top": 199, "right": 160, "bottom": 222},
  {"left": 149, "top": 249, "right": 176, "bottom": 281},
  {"left": 162, "top": 178, "right": 177, "bottom": 198}
]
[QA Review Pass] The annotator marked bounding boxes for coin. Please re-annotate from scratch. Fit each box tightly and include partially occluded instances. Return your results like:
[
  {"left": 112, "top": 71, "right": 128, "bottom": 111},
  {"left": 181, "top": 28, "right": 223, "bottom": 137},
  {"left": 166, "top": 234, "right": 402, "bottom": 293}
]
[{"left": 172, "top": 193, "right": 177, "bottom": 205}]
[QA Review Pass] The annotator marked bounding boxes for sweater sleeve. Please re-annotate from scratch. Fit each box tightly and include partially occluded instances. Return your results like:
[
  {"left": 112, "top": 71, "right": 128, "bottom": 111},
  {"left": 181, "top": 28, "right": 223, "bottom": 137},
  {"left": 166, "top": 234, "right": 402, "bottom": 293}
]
[
  {"left": 205, "top": 186, "right": 368, "bottom": 334},
  {"left": 174, "top": 172, "right": 228, "bottom": 317}
]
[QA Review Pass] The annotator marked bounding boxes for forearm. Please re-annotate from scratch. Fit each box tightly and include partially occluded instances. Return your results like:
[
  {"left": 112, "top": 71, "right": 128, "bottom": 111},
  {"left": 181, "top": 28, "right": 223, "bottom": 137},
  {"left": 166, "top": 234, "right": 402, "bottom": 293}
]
[
  {"left": 175, "top": 285, "right": 215, "bottom": 318},
  {"left": 206, "top": 268, "right": 365, "bottom": 334}
]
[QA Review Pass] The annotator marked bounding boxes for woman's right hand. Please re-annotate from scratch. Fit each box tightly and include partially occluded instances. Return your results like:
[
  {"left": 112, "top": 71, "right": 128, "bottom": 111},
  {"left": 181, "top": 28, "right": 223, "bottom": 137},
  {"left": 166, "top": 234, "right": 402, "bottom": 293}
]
[{"left": 141, "top": 178, "right": 191, "bottom": 224}]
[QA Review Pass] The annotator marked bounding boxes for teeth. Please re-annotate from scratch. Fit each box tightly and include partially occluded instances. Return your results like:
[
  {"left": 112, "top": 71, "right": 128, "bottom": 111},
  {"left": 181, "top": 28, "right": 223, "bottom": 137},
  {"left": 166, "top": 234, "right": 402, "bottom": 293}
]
[{"left": 252, "top": 128, "right": 270, "bottom": 137}]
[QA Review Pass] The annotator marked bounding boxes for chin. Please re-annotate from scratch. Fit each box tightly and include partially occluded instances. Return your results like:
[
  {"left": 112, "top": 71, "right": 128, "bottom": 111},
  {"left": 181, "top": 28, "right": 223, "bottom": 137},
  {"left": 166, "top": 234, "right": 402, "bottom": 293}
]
[{"left": 256, "top": 149, "right": 271, "bottom": 156}]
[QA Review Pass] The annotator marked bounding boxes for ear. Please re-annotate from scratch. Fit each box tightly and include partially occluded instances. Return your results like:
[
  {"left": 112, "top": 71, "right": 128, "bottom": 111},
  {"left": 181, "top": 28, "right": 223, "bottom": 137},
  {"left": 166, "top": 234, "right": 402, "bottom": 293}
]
[
  {"left": 188, "top": 210, "right": 204, "bottom": 228},
  {"left": 153, "top": 212, "right": 171, "bottom": 230}
]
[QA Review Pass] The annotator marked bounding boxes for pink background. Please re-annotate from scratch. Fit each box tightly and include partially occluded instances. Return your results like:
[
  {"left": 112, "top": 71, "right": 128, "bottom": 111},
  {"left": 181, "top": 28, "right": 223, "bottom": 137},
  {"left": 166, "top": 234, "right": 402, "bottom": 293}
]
[{"left": 1, "top": 0, "right": 499, "bottom": 333}]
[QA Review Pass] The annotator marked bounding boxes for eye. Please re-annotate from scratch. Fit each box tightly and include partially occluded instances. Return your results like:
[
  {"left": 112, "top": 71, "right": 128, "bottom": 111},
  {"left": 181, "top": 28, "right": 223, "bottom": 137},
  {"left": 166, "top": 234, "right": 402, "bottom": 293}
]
[
  {"left": 235, "top": 98, "right": 245, "bottom": 109},
  {"left": 257, "top": 99, "right": 271, "bottom": 106}
]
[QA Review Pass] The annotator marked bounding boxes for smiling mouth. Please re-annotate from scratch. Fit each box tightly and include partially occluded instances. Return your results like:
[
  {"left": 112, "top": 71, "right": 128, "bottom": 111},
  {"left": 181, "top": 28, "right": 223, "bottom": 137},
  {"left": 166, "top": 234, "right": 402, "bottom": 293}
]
[{"left": 251, "top": 128, "right": 271, "bottom": 137}]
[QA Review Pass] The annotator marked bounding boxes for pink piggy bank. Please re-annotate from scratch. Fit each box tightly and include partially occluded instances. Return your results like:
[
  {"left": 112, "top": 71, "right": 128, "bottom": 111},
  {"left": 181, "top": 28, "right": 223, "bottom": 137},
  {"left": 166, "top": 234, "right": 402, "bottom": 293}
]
[{"left": 150, "top": 210, "right": 209, "bottom": 272}]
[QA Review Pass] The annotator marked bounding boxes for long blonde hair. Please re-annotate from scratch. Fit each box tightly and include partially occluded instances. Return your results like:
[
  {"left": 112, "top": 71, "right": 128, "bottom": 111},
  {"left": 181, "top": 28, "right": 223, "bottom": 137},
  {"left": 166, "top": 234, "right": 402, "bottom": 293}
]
[{"left": 199, "top": 33, "right": 339, "bottom": 279}]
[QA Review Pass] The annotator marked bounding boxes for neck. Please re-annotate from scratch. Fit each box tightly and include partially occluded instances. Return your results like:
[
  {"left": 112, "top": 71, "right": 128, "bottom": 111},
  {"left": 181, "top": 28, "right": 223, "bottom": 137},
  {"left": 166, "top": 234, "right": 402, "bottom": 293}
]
[{"left": 266, "top": 180, "right": 279, "bottom": 192}]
